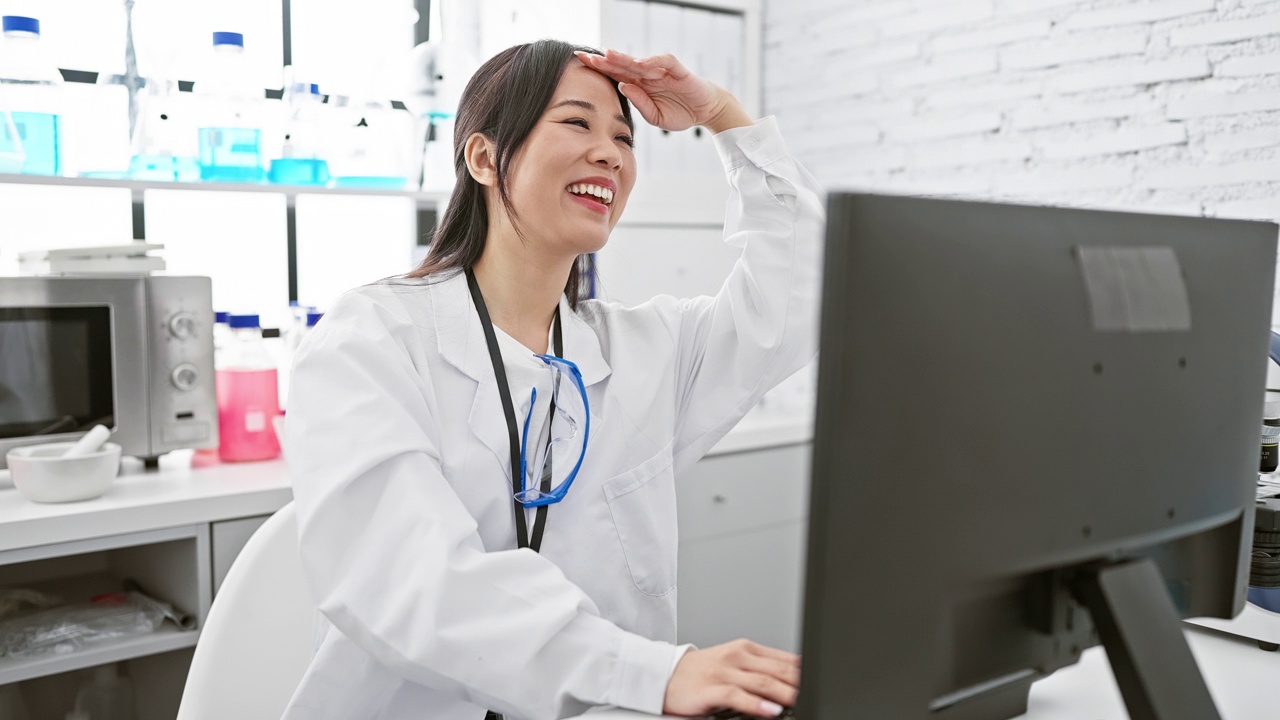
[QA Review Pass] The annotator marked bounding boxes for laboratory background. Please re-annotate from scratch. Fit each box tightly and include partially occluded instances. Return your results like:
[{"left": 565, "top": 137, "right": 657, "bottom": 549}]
[{"left": 1, "top": 0, "right": 1280, "bottom": 719}]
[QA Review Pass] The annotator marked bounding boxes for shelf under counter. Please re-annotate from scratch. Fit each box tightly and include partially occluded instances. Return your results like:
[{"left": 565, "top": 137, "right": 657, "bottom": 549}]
[
  {"left": 0, "top": 622, "right": 199, "bottom": 686},
  {"left": 0, "top": 528, "right": 212, "bottom": 685}
]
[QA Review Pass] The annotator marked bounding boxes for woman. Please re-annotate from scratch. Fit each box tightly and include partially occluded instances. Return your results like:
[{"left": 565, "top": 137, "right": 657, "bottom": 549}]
[{"left": 282, "top": 40, "right": 825, "bottom": 720}]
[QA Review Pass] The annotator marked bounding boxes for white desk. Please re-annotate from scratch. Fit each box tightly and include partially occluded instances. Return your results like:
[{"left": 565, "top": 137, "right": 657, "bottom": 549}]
[{"left": 575, "top": 626, "right": 1278, "bottom": 719}]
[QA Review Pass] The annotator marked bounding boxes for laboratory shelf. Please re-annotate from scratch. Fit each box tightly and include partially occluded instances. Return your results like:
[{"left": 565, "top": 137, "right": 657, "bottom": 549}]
[
  {"left": 0, "top": 569, "right": 202, "bottom": 684},
  {"left": 0, "top": 625, "right": 199, "bottom": 685},
  {"left": 0, "top": 172, "right": 449, "bottom": 209}
]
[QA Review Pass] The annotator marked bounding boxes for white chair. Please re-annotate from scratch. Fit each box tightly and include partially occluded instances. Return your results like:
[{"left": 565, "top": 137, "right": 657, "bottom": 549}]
[{"left": 177, "top": 502, "right": 315, "bottom": 719}]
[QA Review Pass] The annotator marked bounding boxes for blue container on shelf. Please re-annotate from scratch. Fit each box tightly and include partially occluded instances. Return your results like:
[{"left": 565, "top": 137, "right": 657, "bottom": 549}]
[
  {"left": 130, "top": 153, "right": 200, "bottom": 182},
  {"left": 196, "top": 31, "right": 265, "bottom": 183},
  {"left": 0, "top": 16, "right": 64, "bottom": 176},
  {"left": 6, "top": 111, "right": 60, "bottom": 175},
  {"left": 330, "top": 175, "right": 407, "bottom": 190},
  {"left": 268, "top": 158, "right": 329, "bottom": 186},
  {"left": 268, "top": 83, "right": 331, "bottom": 186},
  {"left": 199, "top": 127, "right": 264, "bottom": 182},
  {"left": 327, "top": 99, "right": 410, "bottom": 190}
]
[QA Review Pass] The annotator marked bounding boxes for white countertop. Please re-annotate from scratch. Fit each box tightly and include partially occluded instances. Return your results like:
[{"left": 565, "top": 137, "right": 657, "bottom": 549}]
[{"left": 0, "top": 451, "right": 292, "bottom": 552}]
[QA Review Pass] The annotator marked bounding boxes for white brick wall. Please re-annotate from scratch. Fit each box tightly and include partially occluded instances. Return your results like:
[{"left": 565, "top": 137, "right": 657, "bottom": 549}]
[{"left": 763, "top": 0, "right": 1280, "bottom": 320}]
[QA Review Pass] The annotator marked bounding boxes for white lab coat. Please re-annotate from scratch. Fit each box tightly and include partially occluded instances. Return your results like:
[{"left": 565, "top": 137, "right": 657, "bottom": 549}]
[{"left": 281, "top": 116, "right": 825, "bottom": 720}]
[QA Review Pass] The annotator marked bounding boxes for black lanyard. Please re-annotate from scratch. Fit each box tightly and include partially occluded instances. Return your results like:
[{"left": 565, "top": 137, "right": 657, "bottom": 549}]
[{"left": 465, "top": 268, "right": 562, "bottom": 553}]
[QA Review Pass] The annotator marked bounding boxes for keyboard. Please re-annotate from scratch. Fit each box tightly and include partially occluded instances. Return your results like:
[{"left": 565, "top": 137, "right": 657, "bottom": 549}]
[{"left": 705, "top": 707, "right": 797, "bottom": 720}]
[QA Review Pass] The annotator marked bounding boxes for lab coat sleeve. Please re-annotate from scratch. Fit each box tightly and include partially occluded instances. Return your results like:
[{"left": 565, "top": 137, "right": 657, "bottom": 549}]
[
  {"left": 665, "top": 116, "right": 825, "bottom": 470},
  {"left": 285, "top": 289, "right": 679, "bottom": 720}
]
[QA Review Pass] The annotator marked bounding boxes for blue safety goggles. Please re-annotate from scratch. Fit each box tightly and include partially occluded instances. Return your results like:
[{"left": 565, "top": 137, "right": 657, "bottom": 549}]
[{"left": 515, "top": 354, "right": 590, "bottom": 508}]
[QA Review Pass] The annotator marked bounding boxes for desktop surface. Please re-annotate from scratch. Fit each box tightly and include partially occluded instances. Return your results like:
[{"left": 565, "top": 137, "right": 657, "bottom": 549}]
[{"left": 571, "top": 626, "right": 1279, "bottom": 720}]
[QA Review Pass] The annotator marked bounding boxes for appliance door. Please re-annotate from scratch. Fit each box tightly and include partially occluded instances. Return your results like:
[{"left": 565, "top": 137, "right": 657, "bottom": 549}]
[{"left": 0, "top": 278, "right": 149, "bottom": 467}]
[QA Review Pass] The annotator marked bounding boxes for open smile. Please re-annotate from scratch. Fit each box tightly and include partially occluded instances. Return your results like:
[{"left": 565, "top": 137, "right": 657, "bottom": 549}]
[{"left": 566, "top": 181, "right": 614, "bottom": 215}]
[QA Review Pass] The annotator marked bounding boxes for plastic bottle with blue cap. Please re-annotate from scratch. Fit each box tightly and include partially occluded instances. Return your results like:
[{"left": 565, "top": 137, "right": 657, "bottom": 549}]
[
  {"left": 216, "top": 313, "right": 280, "bottom": 461},
  {"left": 0, "top": 15, "right": 64, "bottom": 175},
  {"left": 268, "top": 82, "right": 332, "bottom": 186},
  {"left": 195, "top": 31, "right": 266, "bottom": 182}
]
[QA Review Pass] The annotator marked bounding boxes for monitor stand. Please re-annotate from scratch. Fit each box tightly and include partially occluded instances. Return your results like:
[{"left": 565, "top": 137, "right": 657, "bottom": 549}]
[{"left": 1076, "top": 558, "right": 1223, "bottom": 720}]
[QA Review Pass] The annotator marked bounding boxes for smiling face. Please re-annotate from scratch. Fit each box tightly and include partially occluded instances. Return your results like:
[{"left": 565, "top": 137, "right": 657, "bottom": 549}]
[{"left": 495, "top": 59, "right": 637, "bottom": 258}]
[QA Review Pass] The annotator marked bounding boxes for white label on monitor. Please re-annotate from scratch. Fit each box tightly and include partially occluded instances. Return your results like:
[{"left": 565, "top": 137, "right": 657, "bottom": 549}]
[{"left": 1075, "top": 246, "right": 1192, "bottom": 332}]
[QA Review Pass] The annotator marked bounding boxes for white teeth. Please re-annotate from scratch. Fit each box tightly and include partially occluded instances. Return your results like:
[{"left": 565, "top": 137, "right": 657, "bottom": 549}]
[{"left": 567, "top": 183, "right": 614, "bottom": 205}]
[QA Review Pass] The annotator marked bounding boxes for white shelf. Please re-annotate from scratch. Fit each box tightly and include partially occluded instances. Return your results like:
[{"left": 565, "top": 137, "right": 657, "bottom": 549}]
[
  {"left": 0, "top": 624, "right": 199, "bottom": 685},
  {"left": 0, "top": 172, "right": 449, "bottom": 209},
  {"left": 0, "top": 569, "right": 204, "bottom": 685}
]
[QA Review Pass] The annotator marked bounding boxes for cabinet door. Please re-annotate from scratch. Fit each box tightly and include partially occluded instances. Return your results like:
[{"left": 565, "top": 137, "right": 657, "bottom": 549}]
[
  {"left": 676, "top": 444, "right": 811, "bottom": 653},
  {"left": 211, "top": 515, "right": 271, "bottom": 595},
  {"left": 678, "top": 520, "right": 807, "bottom": 653}
]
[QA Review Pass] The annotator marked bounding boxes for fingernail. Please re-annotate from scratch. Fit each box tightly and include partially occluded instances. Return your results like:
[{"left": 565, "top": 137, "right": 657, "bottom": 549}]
[{"left": 759, "top": 701, "right": 784, "bottom": 717}]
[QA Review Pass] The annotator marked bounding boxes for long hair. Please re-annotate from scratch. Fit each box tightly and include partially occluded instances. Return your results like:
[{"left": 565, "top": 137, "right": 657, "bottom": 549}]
[{"left": 406, "top": 40, "right": 634, "bottom": 309}]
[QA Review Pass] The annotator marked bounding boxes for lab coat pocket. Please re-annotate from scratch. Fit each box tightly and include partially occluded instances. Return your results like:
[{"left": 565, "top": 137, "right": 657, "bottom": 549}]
[{"left": 602, "top": 443, "right": 678, "bottom": 597}]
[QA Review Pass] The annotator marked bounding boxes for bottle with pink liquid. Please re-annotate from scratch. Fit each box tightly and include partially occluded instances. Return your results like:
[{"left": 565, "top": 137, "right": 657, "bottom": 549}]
[{"left": 217, "top": 314, "right": 281, "bottom": 462}]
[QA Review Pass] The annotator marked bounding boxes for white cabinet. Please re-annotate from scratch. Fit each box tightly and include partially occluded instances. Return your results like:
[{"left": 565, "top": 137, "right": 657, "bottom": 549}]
[
  {"left": 603, "top": 0, "right": 753, "bottom": 227},
  {"left": 0, "top": 526, "right": 213, "bottom": 719},
  {"left": 0, "top": 456, "right": 291, "bottom": 720},
  {"left": 677, "top": 442, "right": 811, "bottom": 653},
  {"left": 211, "top": 515, "right": 271, "bottom": 594}
]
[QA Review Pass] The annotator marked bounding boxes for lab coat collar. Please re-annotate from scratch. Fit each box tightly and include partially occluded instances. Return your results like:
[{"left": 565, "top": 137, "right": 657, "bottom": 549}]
[
  {"left": 430, "top": 270, "right": 610, "bottom": 481},
  {"left": 428, "top": 270, "right": 612, "bottom": 388}
]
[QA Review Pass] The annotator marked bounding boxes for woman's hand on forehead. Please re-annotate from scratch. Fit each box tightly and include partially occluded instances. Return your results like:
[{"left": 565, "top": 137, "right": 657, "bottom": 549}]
[{"left": 575, "top": 49, "right": 748, "bottom": 134}]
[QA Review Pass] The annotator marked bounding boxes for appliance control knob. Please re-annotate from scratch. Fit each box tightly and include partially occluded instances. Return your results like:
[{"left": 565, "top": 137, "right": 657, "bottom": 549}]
[
  {"left": 168, "top": 312, "right": 198, "bottom": 340},
  {"left": 171, "top": 363, "right": 199, "bottom": 391}
]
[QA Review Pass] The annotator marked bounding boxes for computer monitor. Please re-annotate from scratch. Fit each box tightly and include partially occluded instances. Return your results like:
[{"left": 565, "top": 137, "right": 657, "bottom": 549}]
[{"left": 799, "top": 194, "right": 1276, "bottom": 720}]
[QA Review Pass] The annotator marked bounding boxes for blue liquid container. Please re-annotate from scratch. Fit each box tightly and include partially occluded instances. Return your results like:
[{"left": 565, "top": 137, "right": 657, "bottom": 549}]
[
  {"left": 199, "top": 127, "right": 265, "bottom": 182},
  {"left": 0, "top": 16, "right": 64, "bottom": 176},
  {"left": 194, "top": 32, "right": 265, "bottom": 183},
  {"left": 268, "top": 157, "right": 329, "bottom": 186},
  {"left": 330, "top": 175, "right": 407, "bottom": 190},
  {"left": 129, "top": 153, "right": 200, "bottom": 182},
  {"left": 5, "top": 111, "right": 60, "bottom": 175}
]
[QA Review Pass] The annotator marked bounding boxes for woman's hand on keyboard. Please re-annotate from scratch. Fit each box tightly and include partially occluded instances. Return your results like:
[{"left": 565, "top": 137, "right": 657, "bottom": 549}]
[{"left": 662, "top": 638, "right": 800, "bottom": 718}]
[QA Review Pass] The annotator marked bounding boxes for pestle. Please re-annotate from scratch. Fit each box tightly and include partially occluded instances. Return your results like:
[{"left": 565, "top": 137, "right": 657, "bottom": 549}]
[{"left": 61, "top": 425, "right": 111, "bottom": 458}]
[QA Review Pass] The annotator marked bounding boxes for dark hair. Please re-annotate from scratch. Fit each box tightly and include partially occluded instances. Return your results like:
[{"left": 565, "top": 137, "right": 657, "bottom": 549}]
[{"left": 406, "top": 39, "right": 634, "bottom": 309}]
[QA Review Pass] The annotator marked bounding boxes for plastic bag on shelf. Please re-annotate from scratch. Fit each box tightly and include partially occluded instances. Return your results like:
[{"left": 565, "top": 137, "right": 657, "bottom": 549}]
[
  {"left": 0, "top": 591, "right": 173, "bottom": 658},
  {"left": 0, "top": 588, "right": 64, "bottom": 620}
]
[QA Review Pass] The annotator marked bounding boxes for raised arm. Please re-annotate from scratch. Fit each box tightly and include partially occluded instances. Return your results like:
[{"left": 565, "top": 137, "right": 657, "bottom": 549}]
[{"left": 579, "top": 49, "right": 825, "bottom": 471}]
